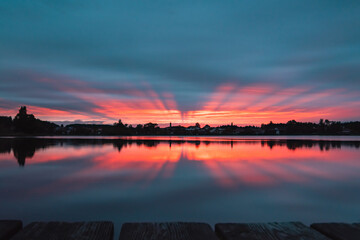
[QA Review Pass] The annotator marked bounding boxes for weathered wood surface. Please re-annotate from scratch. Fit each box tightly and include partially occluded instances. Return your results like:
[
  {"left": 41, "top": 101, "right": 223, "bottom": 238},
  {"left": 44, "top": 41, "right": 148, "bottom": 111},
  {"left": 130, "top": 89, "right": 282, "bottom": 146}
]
[
  {"left": 311, "top": 223, "right": 360, "bottom": 240},
  {"left": 0, "top": 220, "right": 22, "bottom": 240},
  {"left": 119, "top": 222, "right": 218, "bottom": 240},
  {"left": 215, "top": 222, "right": 330, "bottom": 240},
  {"left": 10, "top": 221, "right": 114, "bottom": 240}
]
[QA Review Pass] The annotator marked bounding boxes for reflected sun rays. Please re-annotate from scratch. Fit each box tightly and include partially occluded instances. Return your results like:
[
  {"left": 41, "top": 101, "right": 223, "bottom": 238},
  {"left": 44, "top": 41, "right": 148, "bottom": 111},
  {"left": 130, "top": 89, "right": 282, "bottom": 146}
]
[{"left": 1, "top": 139, "right": 359, "bottom": 195}]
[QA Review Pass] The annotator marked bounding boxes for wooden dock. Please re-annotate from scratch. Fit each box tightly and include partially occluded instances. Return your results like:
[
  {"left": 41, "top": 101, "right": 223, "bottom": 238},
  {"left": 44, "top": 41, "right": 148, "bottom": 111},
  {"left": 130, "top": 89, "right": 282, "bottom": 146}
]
[{"left": 1, "top": 220, "right": 360, "bottom": 240}]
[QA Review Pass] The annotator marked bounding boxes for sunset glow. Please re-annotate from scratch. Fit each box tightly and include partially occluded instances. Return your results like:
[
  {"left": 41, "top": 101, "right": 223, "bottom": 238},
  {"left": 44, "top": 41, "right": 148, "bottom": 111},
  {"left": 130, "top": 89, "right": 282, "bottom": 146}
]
[
  {"left": 1, "top": 77, "right": 360, "bottom": 126},
  {"left": 1, "top": 1, "right": 360, "bottom": 126},
  {"left": 1, "top": 1, "right": 360, "bottom": 234}
]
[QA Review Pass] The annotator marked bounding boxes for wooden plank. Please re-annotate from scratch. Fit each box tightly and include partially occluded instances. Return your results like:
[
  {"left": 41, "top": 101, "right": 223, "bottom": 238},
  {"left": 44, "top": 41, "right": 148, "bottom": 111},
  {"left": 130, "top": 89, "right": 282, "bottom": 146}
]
[
  {"left": 119, "top": 222, "right": 218, "bottom": 240},
  {"left": 0, "top": 220, "right": 22, "bottom": 240},
  {"left": 215, "top": 222, "right": 330, "bottom": 240},
  {"left": 10, "top": 221, "right": 114, "bottom": 240},
  {"left": 311, "top": 223, "right": 360, "bottom": 240}
]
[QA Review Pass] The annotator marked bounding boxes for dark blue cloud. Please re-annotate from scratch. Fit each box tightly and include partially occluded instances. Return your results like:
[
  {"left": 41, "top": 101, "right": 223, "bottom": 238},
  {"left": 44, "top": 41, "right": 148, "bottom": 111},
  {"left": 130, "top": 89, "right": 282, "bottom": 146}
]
[{"left": 0, "top": 0, "right": 359, "bottom": 121}]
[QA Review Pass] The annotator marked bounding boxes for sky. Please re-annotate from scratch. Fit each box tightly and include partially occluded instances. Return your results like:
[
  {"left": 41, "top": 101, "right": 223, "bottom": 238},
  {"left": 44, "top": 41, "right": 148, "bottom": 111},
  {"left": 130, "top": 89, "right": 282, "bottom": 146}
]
[{"left": 1, "top": 0, "right": 360, "bottom": 126}]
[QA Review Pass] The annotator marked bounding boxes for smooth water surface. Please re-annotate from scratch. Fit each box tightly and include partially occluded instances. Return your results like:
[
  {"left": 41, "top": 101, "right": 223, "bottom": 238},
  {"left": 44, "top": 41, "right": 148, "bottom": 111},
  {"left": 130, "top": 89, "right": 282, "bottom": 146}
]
[{"left": 1, "top": 136, "right": 360, "bottom": 235}]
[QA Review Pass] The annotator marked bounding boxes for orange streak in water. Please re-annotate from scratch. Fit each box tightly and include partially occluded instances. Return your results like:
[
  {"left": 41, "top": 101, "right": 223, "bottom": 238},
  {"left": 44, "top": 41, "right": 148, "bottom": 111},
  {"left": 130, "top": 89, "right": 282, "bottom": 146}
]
[{"left": 3, "top": 140, "right": 359, "bottom": 194}]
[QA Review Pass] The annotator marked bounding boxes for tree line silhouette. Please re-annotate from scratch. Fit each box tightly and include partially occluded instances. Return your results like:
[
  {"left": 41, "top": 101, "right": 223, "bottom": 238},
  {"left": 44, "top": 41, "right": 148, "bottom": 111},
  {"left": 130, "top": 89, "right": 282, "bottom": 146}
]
[{"left": 1, "top": 106, "right": 360, "bottom": 136}]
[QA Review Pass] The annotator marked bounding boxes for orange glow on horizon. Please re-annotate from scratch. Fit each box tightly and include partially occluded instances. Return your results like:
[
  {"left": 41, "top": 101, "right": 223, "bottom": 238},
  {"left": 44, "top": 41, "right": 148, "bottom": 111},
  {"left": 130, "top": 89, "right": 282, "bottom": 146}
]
[{"left": 1, "top": 80, "right": 360, "bottom": 126}]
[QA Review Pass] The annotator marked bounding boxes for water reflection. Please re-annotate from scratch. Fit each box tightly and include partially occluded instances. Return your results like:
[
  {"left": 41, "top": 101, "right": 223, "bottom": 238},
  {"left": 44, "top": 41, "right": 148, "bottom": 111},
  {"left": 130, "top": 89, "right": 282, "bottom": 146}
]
[
  {"left": 1, "top": 137, "right": 360, "bottom": 190},
  {"left": 0, "top": 137, "right": 360, "bottom": 234},
  {"left": 0, "top": 138, "right": 359, "bottom": 167}
]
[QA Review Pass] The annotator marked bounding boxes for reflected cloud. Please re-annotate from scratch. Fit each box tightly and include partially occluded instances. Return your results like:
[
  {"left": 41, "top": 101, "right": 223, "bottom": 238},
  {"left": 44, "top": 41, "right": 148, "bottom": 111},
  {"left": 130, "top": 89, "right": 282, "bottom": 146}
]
[
  {"left": 1, "top": 138, "right": 359, "bottom": 169},
  {"left": 0, "top": 137, "right": 359, "bottom": 194}
]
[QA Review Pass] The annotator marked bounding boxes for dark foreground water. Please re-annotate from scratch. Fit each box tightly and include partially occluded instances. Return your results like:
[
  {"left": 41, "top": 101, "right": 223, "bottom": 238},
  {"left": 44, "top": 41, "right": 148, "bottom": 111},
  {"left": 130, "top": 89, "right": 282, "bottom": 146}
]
[{"left": 0, "top": 136, "right": 360, "bottom": 235}]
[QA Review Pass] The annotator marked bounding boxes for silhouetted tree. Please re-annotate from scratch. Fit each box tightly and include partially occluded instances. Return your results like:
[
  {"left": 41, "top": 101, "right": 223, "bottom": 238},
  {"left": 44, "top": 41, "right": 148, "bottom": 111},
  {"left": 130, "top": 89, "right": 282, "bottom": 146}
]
[
  {"left": 13, "top": 106, "right": 36, "bottom": 133},
  {"left": 10, "top": 106, "right": 58, "bottom": 134},
  {"left": 114, "top": 119, "right": 125, "bottom": 128},
  {"left": 0, "top": 116, "right": 13, "bottom": 134},
  {"left": 144, "top": 122, "right": 158, "bottom": 129},
  {"left": 143, "top": 122, "right": 159, "bottom": 134}
]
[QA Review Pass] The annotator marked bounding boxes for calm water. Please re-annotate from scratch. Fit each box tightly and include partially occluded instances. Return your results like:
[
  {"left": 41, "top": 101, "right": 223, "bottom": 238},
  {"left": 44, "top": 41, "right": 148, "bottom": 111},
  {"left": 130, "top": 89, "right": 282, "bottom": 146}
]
[{"left": 1, "top": 136, "right": 360, "bottom": 235}]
